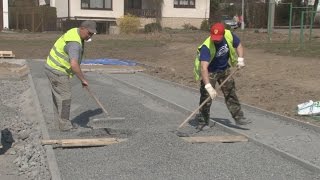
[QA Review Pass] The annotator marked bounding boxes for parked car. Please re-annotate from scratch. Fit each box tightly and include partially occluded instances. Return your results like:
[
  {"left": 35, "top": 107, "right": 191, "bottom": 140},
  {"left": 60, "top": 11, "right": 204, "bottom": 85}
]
[{"left": 221, "top": 15, "right": 238, "bottom": 29}]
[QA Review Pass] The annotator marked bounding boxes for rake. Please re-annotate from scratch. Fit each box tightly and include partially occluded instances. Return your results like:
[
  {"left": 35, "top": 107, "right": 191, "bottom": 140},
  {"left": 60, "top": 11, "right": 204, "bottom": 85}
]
[
  {"left": 175, "top": 68, "right": 240, "bottom": 136},
  {"left": 84, "top": 86, "right": 125, "bottom": 122}
]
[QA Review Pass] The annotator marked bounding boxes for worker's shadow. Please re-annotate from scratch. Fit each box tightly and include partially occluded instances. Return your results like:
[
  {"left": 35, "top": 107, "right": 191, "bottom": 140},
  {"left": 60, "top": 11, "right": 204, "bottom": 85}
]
[
  {"left": 187, "top": 117, "right": 215, "bottom": 129},
  {"left": 72, "top": 108, "right": 103, "bottom": 128},
  {"left": 0, "top": 128, "right": 14, "bottom": 155},
  {"left": 211, "top": 118, "right": 250, "bottom": 130},
  {"left": 188, "top": 118, "right": 200, "bottom": 127}
]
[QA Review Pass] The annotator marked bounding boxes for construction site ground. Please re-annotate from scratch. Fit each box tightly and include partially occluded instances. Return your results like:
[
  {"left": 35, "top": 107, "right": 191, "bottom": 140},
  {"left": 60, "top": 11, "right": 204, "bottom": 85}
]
[
  {"left": 1, "top": 29, "right": 320, "bottom": 123},
  {"left": 0, "top": 29, "right": 320, "bottom": 179}
]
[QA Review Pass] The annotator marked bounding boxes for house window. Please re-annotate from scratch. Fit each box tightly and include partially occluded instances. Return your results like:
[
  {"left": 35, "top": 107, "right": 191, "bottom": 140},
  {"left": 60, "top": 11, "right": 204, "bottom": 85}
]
[
  {"left": 81, "top": 0, "right": 112, "bottom": 10},
  {"left": 174, "top": 0, "right": 195, "bottom": 8},
  {"left": 125, "top": 0, "right": 142, "bottom": 9}
]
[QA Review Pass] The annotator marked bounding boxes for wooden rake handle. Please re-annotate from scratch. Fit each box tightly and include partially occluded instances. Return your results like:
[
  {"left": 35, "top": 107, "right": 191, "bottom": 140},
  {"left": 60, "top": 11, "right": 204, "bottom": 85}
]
[
  {"left": 84, "top": 86, "right": 110, "bottom": 116},
  {"left": 177, "top": 68, "right": 240, "bottom": 129}
]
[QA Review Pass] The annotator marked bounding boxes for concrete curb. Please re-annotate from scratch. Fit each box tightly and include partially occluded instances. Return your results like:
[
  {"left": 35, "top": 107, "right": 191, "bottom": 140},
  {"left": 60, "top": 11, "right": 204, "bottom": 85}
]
[
  {"left": 107, "top": 73, "right": 320, "bottom": 174},
  {"left": 27, "top": 61, "right": 62, "bottom": 180}
]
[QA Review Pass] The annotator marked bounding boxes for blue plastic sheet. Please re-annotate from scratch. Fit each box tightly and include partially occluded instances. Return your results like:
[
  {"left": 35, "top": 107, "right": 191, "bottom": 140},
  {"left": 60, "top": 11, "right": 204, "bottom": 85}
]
[{"left": 82, "top": 58, "right": 137, "bottom": 66}]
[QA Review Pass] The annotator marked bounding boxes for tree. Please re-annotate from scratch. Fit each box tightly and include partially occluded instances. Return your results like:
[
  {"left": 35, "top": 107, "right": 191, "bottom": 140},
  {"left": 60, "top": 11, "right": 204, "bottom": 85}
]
[
  {"left": 209, "top": 0, "right": 221, "bottom": 23},
  {"left": 149, "top": 0, "right": 163, "bottom": 23},
  {"left": 210, "top": 0, "right": 220, "bottom": 11},
  {"left": 313, "top": 0, "right": 319, "bottom": 12}
]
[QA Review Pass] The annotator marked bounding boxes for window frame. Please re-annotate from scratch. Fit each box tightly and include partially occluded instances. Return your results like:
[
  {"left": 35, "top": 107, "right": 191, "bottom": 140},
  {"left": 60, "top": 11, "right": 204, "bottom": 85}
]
[
  {"left": 126, "top": 0, "right": 142, "bottom": 9},
  {"left": 81, "top": 0, "right": 113, "bottom": 10},
  {"left": 174, "top": 0, "right": 195, "bottom": 8}
]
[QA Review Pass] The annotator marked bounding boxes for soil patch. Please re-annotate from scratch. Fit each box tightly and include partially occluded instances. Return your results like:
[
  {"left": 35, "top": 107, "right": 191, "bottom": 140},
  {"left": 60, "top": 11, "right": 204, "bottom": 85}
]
[
  {"left": 1, "top": 30, "right": 319, "bottom": 126},
  {"left": 0, "top": 62, "right": 30, "bottom": 79}
]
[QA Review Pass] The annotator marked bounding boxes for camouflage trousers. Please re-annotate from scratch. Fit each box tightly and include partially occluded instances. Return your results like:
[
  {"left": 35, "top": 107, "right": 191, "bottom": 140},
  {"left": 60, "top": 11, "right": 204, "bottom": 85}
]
[{"left": 199, "top": 68, "right": 244, "bottom": 123}]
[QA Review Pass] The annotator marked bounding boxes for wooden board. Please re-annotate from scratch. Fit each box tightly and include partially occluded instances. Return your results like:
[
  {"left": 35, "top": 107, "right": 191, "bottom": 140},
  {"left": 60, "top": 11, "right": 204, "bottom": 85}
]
[
  {"left": 181, "top": 135, "right": 248, "bottom": 143},
  {"left": 41, "top": 138, "right": 127, "bottom": 148},
  {"left": 0, "top": 51, "right": 15, "bottom": 58}
]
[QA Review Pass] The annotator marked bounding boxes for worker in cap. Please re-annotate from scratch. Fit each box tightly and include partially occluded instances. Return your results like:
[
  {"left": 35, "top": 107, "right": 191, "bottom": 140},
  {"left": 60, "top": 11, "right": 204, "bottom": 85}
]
[
  {"left": 193, "top": 22, "right": 251, "bottom": 128},
  {"left": 44, "top": 20, "right": 97, "bottom": 131}
]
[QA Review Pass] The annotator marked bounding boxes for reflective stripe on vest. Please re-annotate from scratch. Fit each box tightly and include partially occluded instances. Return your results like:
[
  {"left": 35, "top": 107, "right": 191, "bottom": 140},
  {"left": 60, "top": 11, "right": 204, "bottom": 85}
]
[
  {"left": 193, "top": 30, "right": 237, "bottom": 81},
  {"left": 46, "top": 28, "right": 82, "bottom": 77}
]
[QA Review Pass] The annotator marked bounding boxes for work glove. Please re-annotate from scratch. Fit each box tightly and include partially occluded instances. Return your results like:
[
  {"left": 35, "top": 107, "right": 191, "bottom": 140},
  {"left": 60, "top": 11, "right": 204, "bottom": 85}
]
[
  {"left": 205, "top": 83, "right": 217, "bottom": 99},
  {"left": 81, "top": 80, "right": 88, "bottom": 87},
  {"left": 237, "top": 57, "right": 245, "bottom": 68}
]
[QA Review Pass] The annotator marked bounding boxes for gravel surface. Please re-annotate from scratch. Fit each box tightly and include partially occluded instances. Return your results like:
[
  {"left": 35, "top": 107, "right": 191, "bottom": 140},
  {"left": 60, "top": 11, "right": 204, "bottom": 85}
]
[
  {"left": 0, "top": 77, "right": 50, "bottom": 180},
  {"left": 109, "top": 72, "right": 320, "bottom": 170},
  {"left": 26, "top": 59, "right": 320, "bottom": 180}
]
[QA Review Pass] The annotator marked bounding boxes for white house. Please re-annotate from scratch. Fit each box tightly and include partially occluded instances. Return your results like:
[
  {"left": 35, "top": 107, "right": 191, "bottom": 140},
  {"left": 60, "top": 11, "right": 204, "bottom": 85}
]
[
  {"left": 1, "top": 0, "right": 9, "bottom": 30},
  {"left": 155, "top": 0, "right": 210, "bottom": 28},
  {"left": 50, "top": 0, "right": 210, "bottom": 30}
]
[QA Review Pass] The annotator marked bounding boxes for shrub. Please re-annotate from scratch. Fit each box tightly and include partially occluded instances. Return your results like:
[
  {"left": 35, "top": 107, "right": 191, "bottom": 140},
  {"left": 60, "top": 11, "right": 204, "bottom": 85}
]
[
  {"left": 200, "top": 19, "right": 210, "bottom": 31},
  {"left": 163, "top": 27, "right": 172, "bottom": 31},
  {"left": 118, "top": 14, "right": 140, "bottom": 34},
  {"left": 144, "top": 23, "right": 162, "bottom": 33},
  {"left": 182, "top": 23, "right": 198, "bottom": 30}
]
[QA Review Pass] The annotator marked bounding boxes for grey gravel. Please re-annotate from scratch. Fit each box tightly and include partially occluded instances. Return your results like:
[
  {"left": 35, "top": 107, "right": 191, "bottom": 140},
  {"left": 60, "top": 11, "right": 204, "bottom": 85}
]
[
  {"left": 110, "top": 72, "right": 320, "bottom": 169},
  {"left": 0, "top": 75, "right": 50, "bottom": 180},
  {"left": 26, "top": 59, "right": 320, "bottom": 180}
]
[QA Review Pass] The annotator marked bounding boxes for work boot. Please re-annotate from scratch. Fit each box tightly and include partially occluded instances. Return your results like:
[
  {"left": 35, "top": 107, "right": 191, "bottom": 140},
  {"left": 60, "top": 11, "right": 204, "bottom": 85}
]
[
  {"left": 235, "top": 117, "right": 252, "bottom": 126},
  {"left": 195, "top": 114, "right": 209, "bottom": 129},
  {"left": 58, "top": 119, "right": 74, "bottom": 131}
]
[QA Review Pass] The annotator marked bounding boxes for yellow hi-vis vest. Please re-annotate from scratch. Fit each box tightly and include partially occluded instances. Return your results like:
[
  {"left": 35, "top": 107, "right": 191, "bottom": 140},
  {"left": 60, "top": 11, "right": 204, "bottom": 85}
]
[
  {"left": 193, "top": 29, "right": 237, "bottom": 81},
  {"left": 46, "top": 28, "right": 82, "bottom": 77}
]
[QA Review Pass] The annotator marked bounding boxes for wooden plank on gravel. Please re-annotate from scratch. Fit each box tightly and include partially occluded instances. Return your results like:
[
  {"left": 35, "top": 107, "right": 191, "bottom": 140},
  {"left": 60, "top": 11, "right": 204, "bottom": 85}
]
[
  {"left": 181, "top": 135, "right": 248, "bottom": 143},
  {"left": 41, "top": 138, "right": 127, "bottom": 148},
  {"left": 0, "top": 51, "right": 15, "bottom": 58}
]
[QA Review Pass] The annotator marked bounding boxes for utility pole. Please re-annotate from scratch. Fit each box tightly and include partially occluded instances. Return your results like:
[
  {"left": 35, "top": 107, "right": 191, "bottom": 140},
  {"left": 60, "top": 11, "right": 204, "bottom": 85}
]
[
  {"left": 241, "top": 0, "right": 244, "bottom": 30},
  {"left": 268, "top": 0, "right": 275, "bottom": 34},
  {"left": 3, "top": 0, "right": 9, "bottom": 29},
  {"left": 267, "top": 0, "right": 275, "bottom": 42}
]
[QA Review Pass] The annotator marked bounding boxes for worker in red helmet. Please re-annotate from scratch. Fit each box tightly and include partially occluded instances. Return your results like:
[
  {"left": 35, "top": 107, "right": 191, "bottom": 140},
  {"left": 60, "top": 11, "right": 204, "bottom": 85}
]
[{"left": 193, "top": 22, "right": 251, "bottom": 128}]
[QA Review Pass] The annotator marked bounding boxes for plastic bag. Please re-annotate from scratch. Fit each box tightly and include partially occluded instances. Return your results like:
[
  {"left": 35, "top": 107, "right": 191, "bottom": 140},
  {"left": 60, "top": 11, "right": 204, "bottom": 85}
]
[{"left": 297, "top": 100, "right": 320, "bottom": 116}]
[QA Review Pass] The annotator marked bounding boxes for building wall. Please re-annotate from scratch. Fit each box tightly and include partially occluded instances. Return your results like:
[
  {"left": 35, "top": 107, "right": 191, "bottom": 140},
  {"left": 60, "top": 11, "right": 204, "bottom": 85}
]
[
  {"left": 139, "top": 17, "right": 204, "bottom": 29},
  {"left": 50, "top": 0, "right": 55, "bottom": 7},
  {"left": 139, "top": 17, "right": 157, "bottom": 27},
  {"left": 139, "top": 0, "right": 210, "bottom": 29},
  {"left": 52, "top": 0, "right": 208, "bottom": 29},
  {"left": 162, "top": 0, "right": 210, "bottom": 19},
  {"left": 50, "top": 1, "right": 319, "bottom": 30},
  {"left": 68, "top": 0, "right": 123, "bottom": 18},
  {"left": 39, "top": 0, "right": 46, "bottom": 5},
  {"left": 54, "top": 0, "right": 68, "bottom": 18},
  {"left": 161, "top": 17, "right": 203, "bottom": 29}
]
